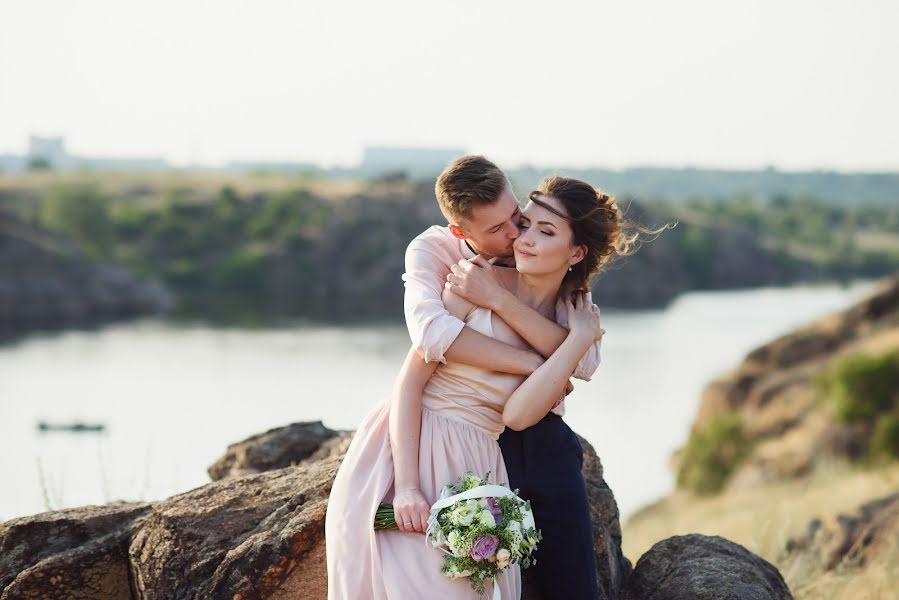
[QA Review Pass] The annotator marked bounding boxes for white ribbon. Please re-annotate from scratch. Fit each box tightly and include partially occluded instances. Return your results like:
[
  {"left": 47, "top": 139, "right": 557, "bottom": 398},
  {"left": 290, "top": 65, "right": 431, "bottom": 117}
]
[{"left": 424, "top": 484, "right": 534, "bottom": 600}]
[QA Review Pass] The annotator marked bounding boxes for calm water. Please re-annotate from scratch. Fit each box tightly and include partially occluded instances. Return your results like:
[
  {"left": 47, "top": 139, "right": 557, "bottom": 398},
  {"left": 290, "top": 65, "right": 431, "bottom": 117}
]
[{"left": 0, "top": 280, "right": 882, "bottom": 522}]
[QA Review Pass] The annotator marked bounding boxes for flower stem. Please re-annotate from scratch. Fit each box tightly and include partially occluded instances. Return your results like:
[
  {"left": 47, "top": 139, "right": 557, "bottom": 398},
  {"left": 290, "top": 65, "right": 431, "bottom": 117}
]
[{"left": 374, "top": 504, "right": 399, "bottom": 530}]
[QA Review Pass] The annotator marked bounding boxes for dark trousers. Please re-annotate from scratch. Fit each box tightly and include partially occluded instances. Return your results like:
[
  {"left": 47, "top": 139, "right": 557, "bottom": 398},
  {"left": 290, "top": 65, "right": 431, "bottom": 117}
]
[{"left": 498, "top": 413, "right": 601, "bottom": 600}]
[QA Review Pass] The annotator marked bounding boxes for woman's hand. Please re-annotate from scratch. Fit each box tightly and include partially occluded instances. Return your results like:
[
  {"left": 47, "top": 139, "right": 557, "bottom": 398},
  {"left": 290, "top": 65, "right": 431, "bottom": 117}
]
[
  {"left": 565, "top": 292, "right": 605, "bottom": 343},
  {"left": 393, "top": 487, "right": 431, "bottom": 533}
]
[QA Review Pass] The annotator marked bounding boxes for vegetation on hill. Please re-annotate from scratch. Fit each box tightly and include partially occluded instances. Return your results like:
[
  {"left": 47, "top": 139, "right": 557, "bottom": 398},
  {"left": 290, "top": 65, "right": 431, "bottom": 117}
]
[{"left": 2, "top": 172, "right": 898, "bottom": 324}]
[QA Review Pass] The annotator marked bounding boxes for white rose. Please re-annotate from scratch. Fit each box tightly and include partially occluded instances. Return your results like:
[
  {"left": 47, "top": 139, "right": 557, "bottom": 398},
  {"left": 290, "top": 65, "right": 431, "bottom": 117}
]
[
  {"left": 447, "top": 530, "right": 467, "bottom": 558},
  {"left": 496, "top": 548, "right": 512, "bottom": 570},
  {"left": 451, "top": 500, "right": 479, "bottom": 527},
  {"left": 476, "top": 509, "right": 496, "bottom": 528}
]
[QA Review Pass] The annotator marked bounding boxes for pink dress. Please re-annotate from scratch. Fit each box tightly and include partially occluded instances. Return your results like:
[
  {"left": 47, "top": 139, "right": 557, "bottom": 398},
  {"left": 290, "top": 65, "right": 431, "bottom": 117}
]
[{"left": 325, "top": 307, "right": 523, "bottom": 599}]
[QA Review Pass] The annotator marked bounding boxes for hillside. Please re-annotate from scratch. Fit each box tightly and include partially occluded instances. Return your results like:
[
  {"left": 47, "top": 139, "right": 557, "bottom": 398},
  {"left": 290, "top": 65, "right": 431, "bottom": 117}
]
[{"left": 624, "top": 271, "right": 899, "bottom": 599}]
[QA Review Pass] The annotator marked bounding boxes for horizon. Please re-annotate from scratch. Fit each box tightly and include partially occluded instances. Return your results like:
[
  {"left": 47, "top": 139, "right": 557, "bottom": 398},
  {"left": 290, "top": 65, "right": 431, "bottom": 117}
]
[{"left": 4, "top": 137, "right": 899, "bottom": 176}]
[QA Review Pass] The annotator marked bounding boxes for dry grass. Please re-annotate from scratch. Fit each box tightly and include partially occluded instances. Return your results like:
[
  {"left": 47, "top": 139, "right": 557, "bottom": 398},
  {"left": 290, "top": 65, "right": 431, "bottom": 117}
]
[
  {"left": 855, "top": 230, "right": 899, "bottom": 253},
  {"left": 0, "top": 171, "right": 366, "bottom": 202},
  {"left": 623, "top": 462, "right": 899, "bottom": 599}
]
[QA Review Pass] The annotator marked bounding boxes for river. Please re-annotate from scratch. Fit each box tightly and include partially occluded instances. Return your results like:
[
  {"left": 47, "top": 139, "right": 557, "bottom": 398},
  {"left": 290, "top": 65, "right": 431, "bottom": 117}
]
[{"left": 0, "top": 280, "right": 882, "bottom": 522}]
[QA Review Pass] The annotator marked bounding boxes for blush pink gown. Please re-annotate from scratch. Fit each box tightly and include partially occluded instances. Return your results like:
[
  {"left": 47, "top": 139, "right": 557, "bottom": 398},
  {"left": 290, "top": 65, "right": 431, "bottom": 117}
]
[{"left": 325, "top": 307, "right": 523, "bottom": 599}]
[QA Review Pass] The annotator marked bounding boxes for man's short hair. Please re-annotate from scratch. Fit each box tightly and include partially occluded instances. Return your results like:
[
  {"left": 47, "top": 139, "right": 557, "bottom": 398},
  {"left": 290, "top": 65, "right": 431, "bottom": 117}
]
[{"left": 435, "top": 155, "right": 507, "bottom": 224}]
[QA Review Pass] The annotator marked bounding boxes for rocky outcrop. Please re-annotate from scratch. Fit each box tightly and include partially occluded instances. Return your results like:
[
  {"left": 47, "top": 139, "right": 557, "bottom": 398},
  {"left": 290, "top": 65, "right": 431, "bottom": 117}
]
[
  {"left": 622, "top": 534, "right": 793, "bottom": 600},
  {"left": 0, "top": 502, "right": 151, "bottom": 600},
  {"left": 1, "top": 421, "right": 792, "bottom": 599},
  {"left": 781, "top": 491, "right": 899, "bottom": 576},
  {"left": 677, "top": 272, "right": 899, "bottom": 492},
  {"left": 128, "top": 458, "right": 339, "bottom": 600},
  {"left": 579, "top": 435, "right": 631, "bottom": 599},
  {"left": 0, "top": 455, "right": 339, "bottom": 599},
  {"left": 207, "top": 421, "right": 351, "bottom": 481},
  {"left": 210, "top": 422, "right": 633, "bottom": 600},
  {"left": 0, "top": 212, "right": 173, "bottom": 341}
]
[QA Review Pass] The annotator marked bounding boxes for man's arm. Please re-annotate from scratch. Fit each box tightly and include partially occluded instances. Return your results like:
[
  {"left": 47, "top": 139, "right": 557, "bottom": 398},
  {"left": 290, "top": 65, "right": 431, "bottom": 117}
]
[
  {"left": 447, "top": 256, "right": 602, "bottom": 380},
  {"left": 403, "top": 236, "right": 543, "bottom": 375}
]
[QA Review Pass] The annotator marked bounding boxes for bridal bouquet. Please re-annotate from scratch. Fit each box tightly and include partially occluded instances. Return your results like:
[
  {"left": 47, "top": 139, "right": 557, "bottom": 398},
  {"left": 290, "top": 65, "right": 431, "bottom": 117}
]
[{"left": 374, "top": 472, "right": 541, "bottom": 597}]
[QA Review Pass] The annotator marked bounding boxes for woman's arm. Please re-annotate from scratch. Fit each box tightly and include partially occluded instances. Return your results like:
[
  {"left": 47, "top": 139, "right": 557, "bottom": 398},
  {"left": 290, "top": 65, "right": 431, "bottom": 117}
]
[
  {"left": 503, "top": 295, "right": 604, "bottom": 431},
  {"left": 389, "top": 347, "right": 438, "bottom": 533}
]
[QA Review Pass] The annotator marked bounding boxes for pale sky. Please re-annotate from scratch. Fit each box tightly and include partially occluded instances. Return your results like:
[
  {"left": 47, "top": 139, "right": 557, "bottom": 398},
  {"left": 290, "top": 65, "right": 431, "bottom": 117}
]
[{"left": 1, "top": 0, "right": 898, "bottom": 170}]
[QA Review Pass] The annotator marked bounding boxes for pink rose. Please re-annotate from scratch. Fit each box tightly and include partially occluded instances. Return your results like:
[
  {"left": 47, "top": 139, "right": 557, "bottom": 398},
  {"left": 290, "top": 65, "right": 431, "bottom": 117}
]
[{"left": 470, "top": 534, "right": 499, "bottom": 561}]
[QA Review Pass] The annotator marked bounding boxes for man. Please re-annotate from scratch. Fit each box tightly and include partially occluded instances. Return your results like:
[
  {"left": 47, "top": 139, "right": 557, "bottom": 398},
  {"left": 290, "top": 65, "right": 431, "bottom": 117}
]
[{"left": 402, "top": 154, "right": 603, "bottom": 598}]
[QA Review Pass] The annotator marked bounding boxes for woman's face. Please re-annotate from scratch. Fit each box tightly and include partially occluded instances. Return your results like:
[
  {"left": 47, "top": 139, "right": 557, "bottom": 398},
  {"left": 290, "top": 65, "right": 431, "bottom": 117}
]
[{"left": 513, "top": 195, "right": 582, "bottom": 277}]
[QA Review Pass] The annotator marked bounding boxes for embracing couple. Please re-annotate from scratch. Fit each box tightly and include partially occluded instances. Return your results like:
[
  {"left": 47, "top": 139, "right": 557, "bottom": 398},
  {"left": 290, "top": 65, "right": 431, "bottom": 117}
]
[{"left": 326, "top": 155, "right": 637, "bottom": 599}]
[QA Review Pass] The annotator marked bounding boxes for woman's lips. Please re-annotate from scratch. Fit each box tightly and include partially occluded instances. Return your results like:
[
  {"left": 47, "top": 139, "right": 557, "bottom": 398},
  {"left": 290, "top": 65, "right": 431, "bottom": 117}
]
[{"left": 515, "top": 248, "right": 536, "bottom": 257}]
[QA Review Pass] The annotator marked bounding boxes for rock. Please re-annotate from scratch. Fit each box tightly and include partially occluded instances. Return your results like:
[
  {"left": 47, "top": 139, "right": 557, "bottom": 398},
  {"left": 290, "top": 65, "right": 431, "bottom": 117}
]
[
  {"left": 781, "top": 491, "right": 899, "bottom": 574},
  {"left": 0, "top": 422, "right": 631, "bottom": 599},
  {"left": 0, "top": 502, "right": 151, "bottom": 600},
  {"left": 213, "top": 423, "right": 631, "bottom": 600},
  {"left": 622, "top": 534, "right": 793, "bottom": 600},
  {"left": 208, "top": 421, "right": 348, "bottom": 480},
  {"left": 580, "top": 435, "right": 632, "bottom": 599},
  {"left": 129, "top": 458, "right": 339, "bottom": 600}
]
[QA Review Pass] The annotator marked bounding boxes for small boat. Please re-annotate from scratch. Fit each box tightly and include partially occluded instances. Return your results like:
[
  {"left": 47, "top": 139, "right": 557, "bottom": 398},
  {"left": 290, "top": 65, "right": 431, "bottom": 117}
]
[{"left": 37, "top": 420, "right": 106, "bottom": 433}]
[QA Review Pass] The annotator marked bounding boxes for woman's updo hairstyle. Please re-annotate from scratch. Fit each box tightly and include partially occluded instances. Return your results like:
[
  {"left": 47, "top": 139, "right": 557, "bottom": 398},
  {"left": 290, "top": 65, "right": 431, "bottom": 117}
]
[{"left": 529, "top": 176, "right": 668, "bottom": 293}]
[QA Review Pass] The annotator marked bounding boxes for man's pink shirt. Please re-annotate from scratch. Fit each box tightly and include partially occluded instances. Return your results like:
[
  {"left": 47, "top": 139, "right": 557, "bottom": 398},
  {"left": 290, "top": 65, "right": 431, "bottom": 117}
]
[{"left": 402, "top": 225, "right": 603, "bottom": 416}]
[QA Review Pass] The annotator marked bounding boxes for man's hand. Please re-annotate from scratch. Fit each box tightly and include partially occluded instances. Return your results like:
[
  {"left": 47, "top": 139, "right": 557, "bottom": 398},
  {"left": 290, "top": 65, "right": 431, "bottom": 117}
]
[{"left": 444, "top": 256, "right": 511, "bottom": 310}]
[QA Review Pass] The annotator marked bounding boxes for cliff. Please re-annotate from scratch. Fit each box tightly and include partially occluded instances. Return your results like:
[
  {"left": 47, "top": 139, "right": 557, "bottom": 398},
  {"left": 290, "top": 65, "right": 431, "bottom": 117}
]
[{"left": 0, "top": 211, "right": 173, "bottom": 341}]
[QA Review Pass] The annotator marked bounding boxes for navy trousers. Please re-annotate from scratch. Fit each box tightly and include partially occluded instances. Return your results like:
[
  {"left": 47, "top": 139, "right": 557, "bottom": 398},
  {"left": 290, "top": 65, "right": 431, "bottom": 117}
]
[{"left": 498, "top": 413, "right": 601, "bottom": 600}]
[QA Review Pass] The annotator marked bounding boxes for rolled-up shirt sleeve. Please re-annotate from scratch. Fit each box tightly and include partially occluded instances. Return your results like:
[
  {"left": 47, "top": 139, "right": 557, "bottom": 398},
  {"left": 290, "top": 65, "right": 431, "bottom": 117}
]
[
  {"left": 402, "top": 238, "right": 465, "bottom": 364},
  {"left": 556, "top": 291, "right": 603, "bottom": 381}
]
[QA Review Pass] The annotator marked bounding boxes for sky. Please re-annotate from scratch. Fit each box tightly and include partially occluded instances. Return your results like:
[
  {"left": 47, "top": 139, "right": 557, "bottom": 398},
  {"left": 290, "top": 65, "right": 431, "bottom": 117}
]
[{"left": 1, "top": 0, "right": 898, "bottom": 170}]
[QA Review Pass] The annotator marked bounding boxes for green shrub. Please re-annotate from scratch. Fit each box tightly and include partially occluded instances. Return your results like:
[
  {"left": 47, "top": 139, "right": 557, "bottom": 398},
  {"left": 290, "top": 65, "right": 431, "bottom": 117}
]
[
  {"left": 818, "top": 350, "right": 899, "bottom": 423},
  {"left": 38, "top": 183, "right": 113, "bottom": 258},
  {"left": 212, "top": 248, "right": 268, "bottom": 292},
  {"left": 676, "top": 413, "right": 748, "bottom": 495},
  {"left": 869, "top": 414, "right": 899, "bottom": 461}
]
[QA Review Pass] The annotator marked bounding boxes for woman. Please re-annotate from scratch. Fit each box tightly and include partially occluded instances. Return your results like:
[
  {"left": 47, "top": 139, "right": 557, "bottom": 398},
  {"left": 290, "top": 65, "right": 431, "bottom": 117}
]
[{"left": 326, "top": 177, "right": 639, "bottom": 599}]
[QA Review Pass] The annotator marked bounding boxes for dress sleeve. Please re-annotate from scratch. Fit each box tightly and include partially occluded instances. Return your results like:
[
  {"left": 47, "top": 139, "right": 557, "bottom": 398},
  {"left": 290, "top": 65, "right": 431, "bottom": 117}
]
[{"left": 402, "top": 236, "right": 466, "bottom": 364}]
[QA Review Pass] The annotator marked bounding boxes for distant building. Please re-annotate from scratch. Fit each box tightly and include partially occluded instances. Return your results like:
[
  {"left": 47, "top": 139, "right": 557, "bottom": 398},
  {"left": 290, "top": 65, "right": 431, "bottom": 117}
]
[
  {"left": 8, "top": 135, "right": 170, "bottom": 172},
  {"left": 361, "top": 146, "right": 466, "bottom": 178},
  {"left": 27, "top": 135, "right": 69, "bottom": 169}
]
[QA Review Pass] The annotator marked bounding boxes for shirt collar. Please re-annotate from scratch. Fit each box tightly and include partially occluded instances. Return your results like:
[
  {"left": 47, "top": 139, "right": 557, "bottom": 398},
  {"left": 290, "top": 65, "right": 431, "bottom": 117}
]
[
  {"left": 459, "top": 238, "right": 516, "bottom": 267},
  {"left": 460, "top": 239, "right": 477, "bottom": 260}
]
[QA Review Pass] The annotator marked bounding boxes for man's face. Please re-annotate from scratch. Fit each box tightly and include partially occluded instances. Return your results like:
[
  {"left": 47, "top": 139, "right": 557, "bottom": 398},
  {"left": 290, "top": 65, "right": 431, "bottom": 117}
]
[{"left": 457, "top": 183, "right": 522, "bottom": 259}]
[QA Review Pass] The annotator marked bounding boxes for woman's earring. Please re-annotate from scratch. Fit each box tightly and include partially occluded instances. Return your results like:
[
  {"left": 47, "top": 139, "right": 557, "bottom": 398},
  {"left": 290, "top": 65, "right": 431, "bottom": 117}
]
[{"left": 568, "top": 266, "right": 573, "bottom": 272}]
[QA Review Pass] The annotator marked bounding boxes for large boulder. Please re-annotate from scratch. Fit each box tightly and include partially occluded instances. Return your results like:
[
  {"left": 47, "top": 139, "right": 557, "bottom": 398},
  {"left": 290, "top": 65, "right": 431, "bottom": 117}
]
[
  {"left": 207, "top": 421, "right": 351, "bottom": 481},
  {"left": 0, "top": 421, "right": 632, "bottom": 599},
  {"left": 0, "top": 502, "right": 151, "bottom": 600},
  {"left": 1, "top": 421, "right": 793, "bottom": 599},
  {"left": 129, "top": 457, "right": 340, "bottom": 600},
  {"left": 622, "top": 534, "right": 793, "bottom": 600}
]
